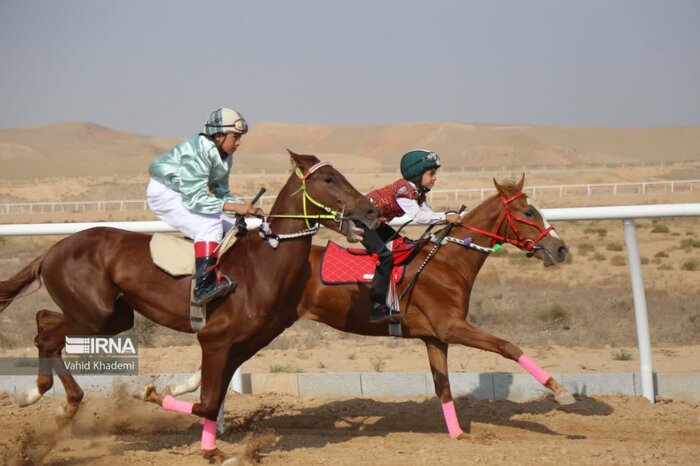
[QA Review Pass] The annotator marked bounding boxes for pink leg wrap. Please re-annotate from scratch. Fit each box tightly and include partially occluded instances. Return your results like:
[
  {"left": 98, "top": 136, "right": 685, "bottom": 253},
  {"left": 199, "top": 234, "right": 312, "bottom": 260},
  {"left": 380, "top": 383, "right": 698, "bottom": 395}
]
[
  {"left": 518, "top": 354, "right": 551, "bottom": 385},
  {"left": 162, "top": 395, "right": 193, "bottom": 414},
  {"left": 201, "top": 419, "right": 217, "bottom": 451},
  {"left": 441, "top": 401, "right": 464, "bottom": 438}
]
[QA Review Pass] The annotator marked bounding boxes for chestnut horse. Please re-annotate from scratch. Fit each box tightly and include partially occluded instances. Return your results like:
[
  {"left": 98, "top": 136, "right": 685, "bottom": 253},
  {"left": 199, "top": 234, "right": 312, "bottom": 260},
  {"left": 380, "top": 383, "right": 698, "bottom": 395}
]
[
  {"left": 0, "top": 151, "right": 379, "bottom": 463},
  {"left": 173, "top": 176, "right": 575, "bottom": 440},
  {"left": 297, "top": 176, "right": 574, "bottom": 438}
]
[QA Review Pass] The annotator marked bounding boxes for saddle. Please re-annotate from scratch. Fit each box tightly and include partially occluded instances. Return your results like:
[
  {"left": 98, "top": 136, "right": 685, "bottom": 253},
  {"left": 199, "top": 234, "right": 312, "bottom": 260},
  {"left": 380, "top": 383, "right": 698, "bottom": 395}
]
[
  {"left": 149, "top": 233, "right": 238, "bottom": 276},
  {"left": 148, "top": 232, "right": 240, "bottom": 332},
  {"left": 320, "top": 237, "right": 415, "bottom": 285}
]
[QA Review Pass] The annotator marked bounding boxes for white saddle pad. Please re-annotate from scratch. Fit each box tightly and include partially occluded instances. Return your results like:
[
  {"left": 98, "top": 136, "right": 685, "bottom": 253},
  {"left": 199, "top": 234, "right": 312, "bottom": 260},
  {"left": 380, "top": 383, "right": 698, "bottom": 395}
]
[
  {"left": 150, "top": 230, "right": 239, "bottom": 277},
  {"left": 150, "top": 234, "right": 195, "bottom": 276}
]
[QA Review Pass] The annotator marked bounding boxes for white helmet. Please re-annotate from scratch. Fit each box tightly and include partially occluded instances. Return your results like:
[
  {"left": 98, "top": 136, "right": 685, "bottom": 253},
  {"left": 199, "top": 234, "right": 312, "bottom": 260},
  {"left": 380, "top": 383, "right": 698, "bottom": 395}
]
[{"left": 203, "top": 107, "right": 248, "bottom": 135}]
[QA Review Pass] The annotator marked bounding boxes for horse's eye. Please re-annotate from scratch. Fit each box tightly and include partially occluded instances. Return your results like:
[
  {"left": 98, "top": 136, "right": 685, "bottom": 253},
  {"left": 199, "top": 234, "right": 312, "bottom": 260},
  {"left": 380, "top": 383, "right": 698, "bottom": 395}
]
[
  {"left": 324, "top": 177, "right": 334, "bottom": 184},
  {"left": 524, "top": 210, "right": 535, "bottom": 218}
]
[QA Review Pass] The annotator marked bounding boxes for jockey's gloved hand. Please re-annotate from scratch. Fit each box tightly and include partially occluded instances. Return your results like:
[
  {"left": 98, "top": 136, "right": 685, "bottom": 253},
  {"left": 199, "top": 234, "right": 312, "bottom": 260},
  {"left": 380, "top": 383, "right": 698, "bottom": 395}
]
[
  {"left": 445, "top": 212, "right": 463, "bottom": 224},
  {"left": 224, "top": 202, "right": 264, "bottom": 217}
]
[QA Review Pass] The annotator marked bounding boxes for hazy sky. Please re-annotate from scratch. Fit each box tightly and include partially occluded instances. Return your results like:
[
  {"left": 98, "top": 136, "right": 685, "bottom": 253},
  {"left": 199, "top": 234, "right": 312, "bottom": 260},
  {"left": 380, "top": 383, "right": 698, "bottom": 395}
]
[{"left": 1, "top": 0, "right": 698, "bottom": 137}]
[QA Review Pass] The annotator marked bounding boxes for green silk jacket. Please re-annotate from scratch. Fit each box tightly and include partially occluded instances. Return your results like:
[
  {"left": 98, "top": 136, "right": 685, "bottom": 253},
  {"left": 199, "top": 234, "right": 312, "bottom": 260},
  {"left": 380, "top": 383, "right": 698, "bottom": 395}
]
[{"left": 149, "top": 134, "right": 242, "bottom": 214}]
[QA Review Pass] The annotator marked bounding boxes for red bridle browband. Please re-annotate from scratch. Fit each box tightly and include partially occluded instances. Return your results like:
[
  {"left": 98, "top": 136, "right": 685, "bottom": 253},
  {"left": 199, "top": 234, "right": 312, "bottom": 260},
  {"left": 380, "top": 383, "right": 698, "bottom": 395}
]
[{"left": 459, "top": 192, "right": 553, "bottom": 251}]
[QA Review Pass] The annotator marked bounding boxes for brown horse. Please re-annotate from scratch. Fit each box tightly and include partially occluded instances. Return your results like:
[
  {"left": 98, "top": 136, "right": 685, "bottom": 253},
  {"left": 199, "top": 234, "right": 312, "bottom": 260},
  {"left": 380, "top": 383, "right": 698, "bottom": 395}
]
[
  {"left": 0, "top": 151, "right": 379, "bottom": 463},
  {"left": 298, "top": 176, "right": 573, "bottom": 438},
  {"left": 174, "top": 176, "right": 574, "bottom": 439}
]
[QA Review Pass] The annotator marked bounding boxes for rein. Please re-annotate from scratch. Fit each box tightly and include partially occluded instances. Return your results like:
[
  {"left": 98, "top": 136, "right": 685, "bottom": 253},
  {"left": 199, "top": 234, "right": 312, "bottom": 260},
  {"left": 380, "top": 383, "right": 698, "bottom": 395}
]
[{"left": 398, "top": 205, "right": 466, "bottom": 301}]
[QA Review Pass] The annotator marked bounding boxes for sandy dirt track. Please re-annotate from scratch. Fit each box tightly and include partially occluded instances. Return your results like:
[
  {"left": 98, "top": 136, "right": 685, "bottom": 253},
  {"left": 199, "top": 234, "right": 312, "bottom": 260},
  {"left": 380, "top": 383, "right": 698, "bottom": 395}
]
[{"left": 0, "top": 389, "right": 698, "bottom": 466}]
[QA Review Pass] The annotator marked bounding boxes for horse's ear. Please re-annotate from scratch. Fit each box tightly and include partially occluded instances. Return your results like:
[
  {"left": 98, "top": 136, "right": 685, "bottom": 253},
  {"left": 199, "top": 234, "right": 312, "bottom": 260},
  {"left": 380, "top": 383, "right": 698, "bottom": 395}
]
[
  {"left": 516, "top": 173, "right": 525, "bottom": 192},
  {"left": 493, "top": 178, "right": 507, "bottom": 198},
  {"left": 288, "top": 149, "right": 301, "bottom": 168},
  {"left": 287, "top": 149, "right": 319, "bottom": 172}
]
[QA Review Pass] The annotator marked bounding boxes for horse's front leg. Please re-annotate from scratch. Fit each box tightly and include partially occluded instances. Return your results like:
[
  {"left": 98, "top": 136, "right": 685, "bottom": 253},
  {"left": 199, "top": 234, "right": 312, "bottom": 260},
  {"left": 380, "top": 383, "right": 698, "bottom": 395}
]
[
  {"left": 437, "top": 321, "right": 575, "bottom": 405},
  {"left": 136, "top": 346, "right": 237, "bottom": 464},
  {"left": 423, "top": 338, "right": 469, "bottom": 439}
]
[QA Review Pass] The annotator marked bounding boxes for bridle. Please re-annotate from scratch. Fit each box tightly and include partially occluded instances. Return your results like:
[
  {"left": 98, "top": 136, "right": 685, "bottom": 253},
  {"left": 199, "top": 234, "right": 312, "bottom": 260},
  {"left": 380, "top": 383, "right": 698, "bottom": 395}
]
[
  {"left": 257, "top": 161, "right": 350, "bottom": 248},
  {"left": 264, "top": 162, "right": 344, "bottom": 228},
  {"left": 404, "top": 191, "right": 556, "bottom": 301},
  {"left": 458, "top": 192, "right": 553, "bottom": 252}
]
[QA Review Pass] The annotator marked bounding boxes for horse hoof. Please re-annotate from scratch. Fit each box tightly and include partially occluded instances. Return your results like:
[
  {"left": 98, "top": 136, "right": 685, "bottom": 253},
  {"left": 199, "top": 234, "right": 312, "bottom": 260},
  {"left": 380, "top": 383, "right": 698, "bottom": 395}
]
[
  {"left": 57, "top": 401, "right": 80, "bottom": 420},
  {"left": 17, "top": 387, "right": 42, "bottom": 407},
  {"left": 202, "top": 448, "right": 237, "bottom": 464},
  {"left": 133, "top": 383, "right": 155, "bottom": 401},
  {"left": 163, "top": 384, "right": 173, "bottom": 396},
  {"left": 555, "top": 391, "right": 576, "bottom": 405},
  {"left": 454, "top": 432, "right": 472, "bottom": 441}
]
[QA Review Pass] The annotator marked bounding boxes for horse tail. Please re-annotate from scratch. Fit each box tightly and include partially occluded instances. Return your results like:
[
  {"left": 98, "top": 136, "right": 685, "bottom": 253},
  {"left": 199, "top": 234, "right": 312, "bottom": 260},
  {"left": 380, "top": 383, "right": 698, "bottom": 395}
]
[{"left": 0, "top": 251, "right": 47, "bottom": 313}]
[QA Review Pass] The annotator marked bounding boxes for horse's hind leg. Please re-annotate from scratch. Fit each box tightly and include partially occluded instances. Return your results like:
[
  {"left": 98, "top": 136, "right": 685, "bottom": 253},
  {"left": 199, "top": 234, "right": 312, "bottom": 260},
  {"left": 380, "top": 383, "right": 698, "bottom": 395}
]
[
  {"left": 17, "top": 310, "right": 63, "bottom": 407},
  {"left": 24, "top": 312, "right": 86, "bottom": 419},
  {"left": 30, "top": 298, "right": 134, "bottom": 419},
  {"left": 437, "top": 320, "right": 575, "bottom": 405}
]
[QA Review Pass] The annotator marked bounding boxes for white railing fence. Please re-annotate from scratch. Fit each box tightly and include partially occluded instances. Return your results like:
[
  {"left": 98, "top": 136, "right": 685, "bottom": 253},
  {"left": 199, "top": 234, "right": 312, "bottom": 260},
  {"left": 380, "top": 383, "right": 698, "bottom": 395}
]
[
  {"left": 1, "top": 180, "right": 698, "bottom": 216},
  {"left": 1, "top": 202, "right": 699, "bottom": 403},
  {"left": 429, "top": 179, "right": 700, "bottom": 203}
]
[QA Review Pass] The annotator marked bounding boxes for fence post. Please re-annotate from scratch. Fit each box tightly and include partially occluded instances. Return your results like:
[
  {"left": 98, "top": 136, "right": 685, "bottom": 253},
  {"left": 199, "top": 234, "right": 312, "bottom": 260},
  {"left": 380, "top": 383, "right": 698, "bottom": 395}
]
[{"left": 623, "top": 219, "right": 655, "bottom": 403}]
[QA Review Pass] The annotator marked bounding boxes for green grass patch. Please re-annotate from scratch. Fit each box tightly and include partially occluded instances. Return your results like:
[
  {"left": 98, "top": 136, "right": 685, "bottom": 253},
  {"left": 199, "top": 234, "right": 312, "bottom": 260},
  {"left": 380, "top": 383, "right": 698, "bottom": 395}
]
[
  {"left": 537, "top": 304, "right": 568, "bottom": 323},
  {"left": 654, "top": 251, "right": 669, "bottom": 258},
  {"left": 589, "top": 252, "right": 606, "bottom": 262},
  {"left": 680, "top": 238, "right": 700, "bottom": 249},
  {"left": 612, "top": 349, "right": 633, "bottom": 361},
  {"left": 681, "top": 259, "right": 699, "bottom": 271},
  {"left": 651, "top": 224, "right": 670, "bottom": 233},
  {"left": 269, "top": 364, "right": 302, "bottom": 373},
  {"left": 610, "top": 255, "right": 626, "bottom": 266},
  {"left": 583, "top": 227, "right": 607, "bottom": 237},
  {"left": 606, "top": 242, "right": 623, "bottom": 252}
]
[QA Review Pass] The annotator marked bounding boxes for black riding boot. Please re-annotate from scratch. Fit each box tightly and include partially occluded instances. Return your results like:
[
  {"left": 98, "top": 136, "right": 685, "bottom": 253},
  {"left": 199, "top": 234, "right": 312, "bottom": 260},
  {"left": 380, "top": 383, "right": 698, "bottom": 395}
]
[
  {"left": 191, "top": 256, "right": 237, "bottom": 306},
  {"left": 361, "top": 224, "right": 400, "bottom": 325},
  {"left": 368, "top": 248, "right": 399, "bottom": 324}
]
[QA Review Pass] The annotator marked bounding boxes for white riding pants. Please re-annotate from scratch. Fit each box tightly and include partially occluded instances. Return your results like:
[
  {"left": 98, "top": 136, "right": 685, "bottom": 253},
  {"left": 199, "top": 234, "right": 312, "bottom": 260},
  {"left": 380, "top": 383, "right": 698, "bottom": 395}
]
[{"left": 146, "top": 178, "right": 235, "bottom": 243}]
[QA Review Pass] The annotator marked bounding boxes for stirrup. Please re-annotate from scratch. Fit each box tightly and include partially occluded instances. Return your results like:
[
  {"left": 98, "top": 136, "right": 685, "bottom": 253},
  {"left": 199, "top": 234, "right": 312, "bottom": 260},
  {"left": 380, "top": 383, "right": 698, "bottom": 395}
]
[
  {"left": 191, "top": 276, "right": 237, "bottom": 306},
  {"left": 369, "top": 303, "right": 400, "bottom": 325}
]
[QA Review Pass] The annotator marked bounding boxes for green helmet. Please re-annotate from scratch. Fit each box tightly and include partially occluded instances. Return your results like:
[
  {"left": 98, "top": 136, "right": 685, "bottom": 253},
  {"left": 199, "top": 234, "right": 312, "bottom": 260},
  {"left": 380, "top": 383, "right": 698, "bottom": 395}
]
[{"left": 400, "top": 149, "right": 441, "bottom": 181}]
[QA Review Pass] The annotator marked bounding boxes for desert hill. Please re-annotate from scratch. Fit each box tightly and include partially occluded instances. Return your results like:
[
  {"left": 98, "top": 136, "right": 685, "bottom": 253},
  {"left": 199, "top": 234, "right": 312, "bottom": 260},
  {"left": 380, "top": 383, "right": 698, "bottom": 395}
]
[{"left": 1, "top": 121, "right": 699, "bottom": 179}]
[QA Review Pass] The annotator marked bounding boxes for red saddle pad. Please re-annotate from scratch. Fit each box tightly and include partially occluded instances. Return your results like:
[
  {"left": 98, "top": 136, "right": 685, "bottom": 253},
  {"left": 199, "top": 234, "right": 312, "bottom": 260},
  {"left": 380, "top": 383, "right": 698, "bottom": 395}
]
[{"left": 320, "top": 240, "right": 410, "bottom": 285}]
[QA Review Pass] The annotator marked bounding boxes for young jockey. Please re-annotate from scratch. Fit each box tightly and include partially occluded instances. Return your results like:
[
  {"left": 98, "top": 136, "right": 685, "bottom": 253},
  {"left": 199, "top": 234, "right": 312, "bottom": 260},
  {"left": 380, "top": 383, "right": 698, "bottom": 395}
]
[
  {"left": 364, "top": 149, "right": 462, "bottom": 324},
  {"left": 147, "top": 107, "right": 264, "bottom": 306}
]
